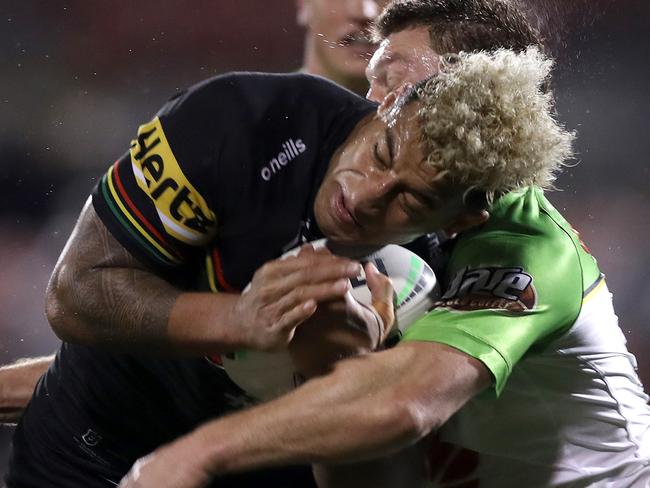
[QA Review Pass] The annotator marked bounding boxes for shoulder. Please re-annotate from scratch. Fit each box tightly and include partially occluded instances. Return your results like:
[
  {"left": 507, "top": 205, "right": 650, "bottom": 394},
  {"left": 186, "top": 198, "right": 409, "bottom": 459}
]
[
  {"left": 444, "top": 187, "right": 594, "bottom": 319},
  {"left": 453, "top": 187, "right": 584, "bottom": 268},
  {"left": 164, "top": 72, "right": 370, "bottom": 112}
]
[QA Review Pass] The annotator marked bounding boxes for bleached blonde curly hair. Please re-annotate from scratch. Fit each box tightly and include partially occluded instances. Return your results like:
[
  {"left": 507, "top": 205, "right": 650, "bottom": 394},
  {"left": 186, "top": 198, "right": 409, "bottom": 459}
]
[{"left": 404, "top": 47, "right": 574, "bottom": 202}]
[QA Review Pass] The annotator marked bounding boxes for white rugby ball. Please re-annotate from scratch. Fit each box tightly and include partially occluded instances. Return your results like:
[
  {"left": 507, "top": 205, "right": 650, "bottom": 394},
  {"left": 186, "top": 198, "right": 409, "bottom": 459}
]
[{"left": 221, "top": 239, "right": 440, "bottom": 401}]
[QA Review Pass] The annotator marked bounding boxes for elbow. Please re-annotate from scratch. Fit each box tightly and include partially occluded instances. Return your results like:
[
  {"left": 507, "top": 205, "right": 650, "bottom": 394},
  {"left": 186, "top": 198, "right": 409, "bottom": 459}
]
[
  {"left": 374, "top": 392, "right": 440, "bottom": 450},
  {"left": 45, "top": 265, "right": 85, "bottom": 343},
  {"left": 394, "top": 398, "right": 438, "bottom": 444}
]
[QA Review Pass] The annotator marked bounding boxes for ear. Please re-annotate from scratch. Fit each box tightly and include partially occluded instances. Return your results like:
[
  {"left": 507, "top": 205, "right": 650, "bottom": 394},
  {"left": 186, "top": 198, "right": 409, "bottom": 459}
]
[
  {"left": 443, "top": 210, "right": 489, "bottom": 238},
  {"left": 377, "top": 82, "right": 413, "bottom": 117},
  {"left": 296, "top": 0, "right": 311, "bottom": 26}
]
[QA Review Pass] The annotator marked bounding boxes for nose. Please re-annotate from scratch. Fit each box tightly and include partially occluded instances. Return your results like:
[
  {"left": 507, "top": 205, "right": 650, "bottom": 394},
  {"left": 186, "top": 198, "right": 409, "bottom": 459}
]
[
  {"left": 348, "top": 171, "right": 398, "bottom": 220},
  {"left": 366, "top": 82, "right": 386, "bottom": 103},
  {"left": 345, "top": 0, "right": 381, "bottom": 22}
]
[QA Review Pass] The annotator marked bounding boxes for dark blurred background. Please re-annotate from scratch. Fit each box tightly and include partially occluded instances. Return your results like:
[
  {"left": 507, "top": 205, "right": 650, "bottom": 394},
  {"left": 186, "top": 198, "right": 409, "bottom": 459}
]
[{"left": 1, "top": 0, "right": 648, "bottom": 476}]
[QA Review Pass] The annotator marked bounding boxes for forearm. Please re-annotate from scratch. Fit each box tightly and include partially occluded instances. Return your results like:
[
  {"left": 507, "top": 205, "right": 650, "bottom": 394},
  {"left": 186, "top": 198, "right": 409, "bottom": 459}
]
[
  {"left": 46, "top": 200, "right": 241, "bottom": 355},
  {"left": 0, "top": 355, "right": 54, "bottom": 423},
  {"left": 181, "top": 343, "right": 457, "bottom": 475},
  {"left": 204, "top": 354, "right": 420, "bottom": 468},
  {"left": 50, "top": 266, "right": 239, "bottom": 354},
  {"left": 179, "top": 358, "right": 422, "bottom": 475}
]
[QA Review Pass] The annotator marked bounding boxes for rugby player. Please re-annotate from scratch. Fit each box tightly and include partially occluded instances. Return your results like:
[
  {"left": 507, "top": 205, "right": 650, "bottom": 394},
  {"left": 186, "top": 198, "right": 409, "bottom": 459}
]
[
  {"left": 115, "top": 4, "right": 650, "bottom": 488},
  {"left": 0, "top": 0, "right": 386, "bottom": 426},
  {"left": 297, "top": 0, "right": 388, "bottom": 95}
]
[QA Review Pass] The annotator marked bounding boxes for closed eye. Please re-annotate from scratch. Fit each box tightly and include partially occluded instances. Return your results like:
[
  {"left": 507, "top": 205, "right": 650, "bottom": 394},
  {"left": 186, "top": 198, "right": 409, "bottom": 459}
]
[
  {"left": 373, "top": 142, "right": 390, "bottom": 169},
  {"left": 399, "top": 193, "right": 426, "bottom": 217},
  {"left": 400, "top": 190, "right": 437, "bottom": 217}
]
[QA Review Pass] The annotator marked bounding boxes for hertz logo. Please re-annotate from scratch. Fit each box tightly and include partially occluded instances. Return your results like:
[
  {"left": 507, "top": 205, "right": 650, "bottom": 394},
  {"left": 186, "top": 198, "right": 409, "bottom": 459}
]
[{"left": 130, "top": 117, "right": 216, "bottom": 245}]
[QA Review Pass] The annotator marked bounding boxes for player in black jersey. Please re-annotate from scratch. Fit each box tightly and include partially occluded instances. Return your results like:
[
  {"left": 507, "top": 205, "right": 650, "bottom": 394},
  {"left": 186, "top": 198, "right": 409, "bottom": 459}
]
[
  {"left": 0, "top": 0, "right": 384, "bottom": 428},
  {"left": 5, "top": 68, "right": 485, "bottom": 488}
]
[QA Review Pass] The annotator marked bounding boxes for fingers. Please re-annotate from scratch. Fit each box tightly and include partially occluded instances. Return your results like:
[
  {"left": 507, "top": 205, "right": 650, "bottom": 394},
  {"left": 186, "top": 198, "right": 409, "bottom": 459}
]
[
  {"left": 271, "top": 300, "right": 318, "bottom": 346},
  {"left": 342, "top": 290, "right": 383, "bottom": 348},
  {"left": 255, "top": 255, "right": 361, "bottom": 303},
  {"left": 365, "top": 262, "right": 395, "bottom": 338},
  {"left": 264, "top": 250, "right": 360, "bottom": 280},
  {"left": 273, "top": 280, "right": 350, "bottom": 318},
  {"left": 366, "top": 262, "right": 394, "bottom": 305},
  {"left": 256, "top": 277, "right": 354, "bottom": 350}
]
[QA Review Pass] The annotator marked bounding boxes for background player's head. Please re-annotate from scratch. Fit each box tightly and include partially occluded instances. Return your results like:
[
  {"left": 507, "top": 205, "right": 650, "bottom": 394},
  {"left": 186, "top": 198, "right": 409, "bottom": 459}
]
[
  {"left": 366, "top": 0, "right": 543, "bottom": 101},
  {"left": 314, "top": 48, "right": 574, "bottom": 245},
  {"left": 297, "top": 0, "right": 388, "bottom": 95}
]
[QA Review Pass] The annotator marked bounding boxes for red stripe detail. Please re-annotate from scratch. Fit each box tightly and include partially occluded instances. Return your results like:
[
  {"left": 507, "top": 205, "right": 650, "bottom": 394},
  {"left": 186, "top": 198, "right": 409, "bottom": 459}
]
[
  {"left": 207, "top": 354, "right": 224, "bottom": 367},
  {"left": 212, "top": 248, "right": 238, "bottom": 292},
  {"left": 112, "top": 162, "right": 181, "bottom": 259}
]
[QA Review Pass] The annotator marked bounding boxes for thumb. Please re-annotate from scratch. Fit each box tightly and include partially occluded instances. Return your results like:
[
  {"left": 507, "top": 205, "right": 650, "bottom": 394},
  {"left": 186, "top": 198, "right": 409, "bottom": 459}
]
[{"left": 365, "top": 262, "right": 395, "bottom": 339}]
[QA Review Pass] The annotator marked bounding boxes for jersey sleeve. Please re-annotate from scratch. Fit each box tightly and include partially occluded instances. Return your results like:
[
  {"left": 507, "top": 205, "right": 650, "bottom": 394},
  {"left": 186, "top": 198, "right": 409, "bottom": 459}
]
[
  {"left": 402, "top": 188, "right": 586, "bottom": 395},
  {"left": 91, "top": 80, "right": 231, "bottom": 271}
]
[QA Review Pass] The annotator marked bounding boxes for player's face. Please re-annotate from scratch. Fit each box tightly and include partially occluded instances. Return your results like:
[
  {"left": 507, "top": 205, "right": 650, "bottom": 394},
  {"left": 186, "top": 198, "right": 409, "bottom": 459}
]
[
  {"left": 314, "top": 102, "right": 470, "bottom": 245},
  {"left": 366, "top": 26, "right": 441, "bottom": 102},
  {"left": 298, "top": 0, "right": 386, "bottom": 80}
]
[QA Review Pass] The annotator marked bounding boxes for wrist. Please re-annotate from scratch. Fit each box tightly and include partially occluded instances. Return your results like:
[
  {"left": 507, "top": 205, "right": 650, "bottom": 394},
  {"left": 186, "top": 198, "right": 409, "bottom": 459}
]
[
  {"left": 167, "top": 292, "right": 242, "bottom": 353},
  {"left": 221, "top": 293, "right": 247, "bottom": 349},
  {"left": 180, "top": 422, "right": 230, "bottom": 478}
]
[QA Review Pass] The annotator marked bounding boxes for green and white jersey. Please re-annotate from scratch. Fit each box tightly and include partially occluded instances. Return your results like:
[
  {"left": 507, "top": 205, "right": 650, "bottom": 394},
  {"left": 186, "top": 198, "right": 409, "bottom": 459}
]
[{"left": 404, "top": 187, "right": 650, "bottom": 487}]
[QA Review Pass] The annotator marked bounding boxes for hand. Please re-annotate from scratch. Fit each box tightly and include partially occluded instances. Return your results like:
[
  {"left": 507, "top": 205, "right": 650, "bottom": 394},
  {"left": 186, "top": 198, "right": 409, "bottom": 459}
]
[
  {"left": 119, "top": 441, "right": 211, "bottom": 488},
  {"left": 336, "top": 261, "right": 396, "bottom": 350},
  {"left": 365, "top": 260, "right": 396, "bottom": 345},
  {"left": 289, "top": 261, "right": 395, "bottom": 378},
  {"left": 229, "top": 245, "right": 362, "bottom": 351}
]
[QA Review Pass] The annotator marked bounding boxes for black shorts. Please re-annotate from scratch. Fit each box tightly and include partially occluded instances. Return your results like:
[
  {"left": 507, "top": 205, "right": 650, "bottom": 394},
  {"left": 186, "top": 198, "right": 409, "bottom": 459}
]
[{"left": 6, "top": 408, "right": 316, "bottom": 488}]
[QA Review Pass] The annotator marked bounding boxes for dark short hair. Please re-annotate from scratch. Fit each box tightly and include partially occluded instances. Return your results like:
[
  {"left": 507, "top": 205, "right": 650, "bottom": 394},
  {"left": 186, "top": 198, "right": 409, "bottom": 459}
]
[{"left": 373, "top": 0, "right": 544, "bottom": 54}]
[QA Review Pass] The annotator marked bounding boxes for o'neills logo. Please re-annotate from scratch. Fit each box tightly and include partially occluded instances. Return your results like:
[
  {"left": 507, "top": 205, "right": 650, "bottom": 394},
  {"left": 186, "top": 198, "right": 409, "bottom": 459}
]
[
  {"left": 260, "top": 138, "right": 307, "bottom": 181},
  {"left": 437, "top": 266, "right": 536, "bottom": 312}
]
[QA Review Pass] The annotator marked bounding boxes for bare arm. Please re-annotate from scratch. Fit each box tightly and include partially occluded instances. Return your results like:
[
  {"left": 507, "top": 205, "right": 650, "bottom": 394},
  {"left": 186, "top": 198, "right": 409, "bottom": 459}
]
[
  {"left": 199, "top": 342, "right": 490, "bottom": 469},
  {"left": 119, "top": 341, "right": 490, "bottom": 487},
  {"left": 0, "top": 355, "right": 54, "bottom": 424},
  {"left": 46, "top": 199, "right": 361, "bottom": 355}
]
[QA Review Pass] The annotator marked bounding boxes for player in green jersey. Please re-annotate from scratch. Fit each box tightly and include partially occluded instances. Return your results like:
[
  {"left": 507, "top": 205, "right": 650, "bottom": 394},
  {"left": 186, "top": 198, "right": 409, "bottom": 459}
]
[{"left": 118, "top": 47, "right": 650, "bottom": 488}]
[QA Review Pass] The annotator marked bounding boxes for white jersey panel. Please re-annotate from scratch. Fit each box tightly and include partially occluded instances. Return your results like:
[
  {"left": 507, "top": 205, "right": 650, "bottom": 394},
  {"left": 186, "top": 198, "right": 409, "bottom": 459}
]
[{"left": 438, "top": 283, "right": 650, "bottom": 487}]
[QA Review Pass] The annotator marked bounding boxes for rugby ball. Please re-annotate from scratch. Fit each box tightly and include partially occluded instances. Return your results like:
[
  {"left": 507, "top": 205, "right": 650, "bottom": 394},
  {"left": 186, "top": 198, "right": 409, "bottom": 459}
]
[{"left": 221, "top": 239, "right": 440, "bottom": 401}]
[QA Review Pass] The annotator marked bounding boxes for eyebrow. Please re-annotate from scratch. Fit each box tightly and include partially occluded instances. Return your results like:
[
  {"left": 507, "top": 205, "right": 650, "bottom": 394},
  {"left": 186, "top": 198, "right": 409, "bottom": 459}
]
[
  {"left": 368, "top": 51, "right": 406, "bottom": 78},
  {"left": 379, "top": 51, "right": 406, "bottom": 68}
]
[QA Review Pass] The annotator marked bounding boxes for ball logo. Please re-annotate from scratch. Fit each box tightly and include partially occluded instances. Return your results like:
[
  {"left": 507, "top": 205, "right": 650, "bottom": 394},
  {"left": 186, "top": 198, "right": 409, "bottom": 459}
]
[{"left": 438, "top": 266, "right": 536, "bottom": 312}]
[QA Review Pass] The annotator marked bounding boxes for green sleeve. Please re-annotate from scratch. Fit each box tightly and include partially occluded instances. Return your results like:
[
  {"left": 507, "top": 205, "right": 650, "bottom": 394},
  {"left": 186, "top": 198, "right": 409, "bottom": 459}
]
[{"left": 403, "top": 188, "right": 594, "bottom": 395}]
